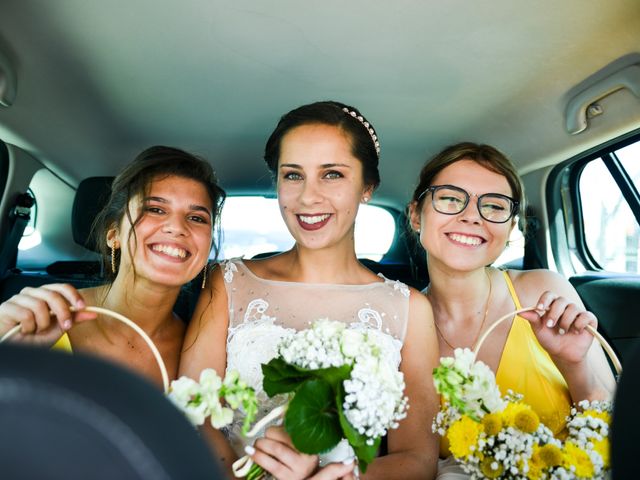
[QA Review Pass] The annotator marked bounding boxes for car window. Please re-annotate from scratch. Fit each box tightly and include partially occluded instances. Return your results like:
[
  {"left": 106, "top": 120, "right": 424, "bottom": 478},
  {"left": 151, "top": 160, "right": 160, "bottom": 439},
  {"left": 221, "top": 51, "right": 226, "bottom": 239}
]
[
  {"left": 575, "top": 136, "right": 640, "bottom": 273},
  {"left": 219, "top": 196, "right": 395, "bottom": 261},
  {"left": 493, "top": 218, "right": 525, "bottom": 268},
  {"left": 17, "top": 168, "right": 92, "bottom": 270}
]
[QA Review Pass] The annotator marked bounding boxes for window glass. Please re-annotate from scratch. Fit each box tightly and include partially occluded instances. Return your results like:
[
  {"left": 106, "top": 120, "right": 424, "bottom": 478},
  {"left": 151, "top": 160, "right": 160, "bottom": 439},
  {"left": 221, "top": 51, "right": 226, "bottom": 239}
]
[
  {"left": 493, "top": 216, "right": 525, "bottom": 268},
  {"left": 18, "top": 168, "right": 91, "bottom": 269},
  {"left": 219, "top": 196, "right": 395, "bottom": 261},
  {"left": 579, "top": 145, "right": 640, "bottom": 272}
]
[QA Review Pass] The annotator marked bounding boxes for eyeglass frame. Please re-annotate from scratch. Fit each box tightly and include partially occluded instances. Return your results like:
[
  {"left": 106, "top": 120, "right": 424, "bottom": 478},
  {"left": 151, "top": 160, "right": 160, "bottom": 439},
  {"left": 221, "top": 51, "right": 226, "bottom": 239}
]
[{"left": 417, "top": 184, "right": 519, "bottom": 224}]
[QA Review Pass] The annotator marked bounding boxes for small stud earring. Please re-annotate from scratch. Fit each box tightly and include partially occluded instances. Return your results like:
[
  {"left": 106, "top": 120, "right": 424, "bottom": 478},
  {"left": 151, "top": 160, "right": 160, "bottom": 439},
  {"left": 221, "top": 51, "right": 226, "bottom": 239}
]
[{"left": 362, "top": 197, "right": 370, "bottom": 204}]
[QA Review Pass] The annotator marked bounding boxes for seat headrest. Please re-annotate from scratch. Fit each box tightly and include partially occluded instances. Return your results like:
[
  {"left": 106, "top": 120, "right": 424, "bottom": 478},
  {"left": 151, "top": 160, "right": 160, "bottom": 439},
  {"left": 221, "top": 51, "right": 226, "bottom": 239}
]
[{"left": 72, "top": 177, "right": 113, "bottom": 251}]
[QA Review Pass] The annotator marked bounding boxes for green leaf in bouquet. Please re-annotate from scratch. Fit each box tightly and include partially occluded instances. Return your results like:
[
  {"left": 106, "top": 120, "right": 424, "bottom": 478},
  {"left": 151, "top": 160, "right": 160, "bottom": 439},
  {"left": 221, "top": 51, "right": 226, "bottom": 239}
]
[
  {"left": 262, "top": 357, "right": 312, "bottom": 396},
  {"left": 311, "top": 364, "right": 351, "bottom": 389},
  {"left": 336, "top": 386, "right": 366, "bottom": 448},
  {"left": 285, "top": 379, "right": 342, "bottom": 455},
  {"left": 336, "top": 387, "right": 380, "bottom": 473},
  {"left": 351, "top": 437, "right": 380, "bottom": 473}
]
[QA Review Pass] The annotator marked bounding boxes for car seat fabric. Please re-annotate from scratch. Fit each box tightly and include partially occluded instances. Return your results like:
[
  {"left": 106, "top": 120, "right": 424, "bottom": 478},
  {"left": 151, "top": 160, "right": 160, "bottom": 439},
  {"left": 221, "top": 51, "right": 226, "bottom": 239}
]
[{"left": 72, "top": 176, "right": 114, "bottom": 251}]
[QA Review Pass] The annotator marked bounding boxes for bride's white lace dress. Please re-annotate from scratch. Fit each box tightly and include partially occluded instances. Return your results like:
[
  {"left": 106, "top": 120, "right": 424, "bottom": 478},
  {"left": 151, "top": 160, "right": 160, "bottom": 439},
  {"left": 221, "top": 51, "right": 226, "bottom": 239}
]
[{"left": 221, "top": 258, "right": 410, "bottom": 461}]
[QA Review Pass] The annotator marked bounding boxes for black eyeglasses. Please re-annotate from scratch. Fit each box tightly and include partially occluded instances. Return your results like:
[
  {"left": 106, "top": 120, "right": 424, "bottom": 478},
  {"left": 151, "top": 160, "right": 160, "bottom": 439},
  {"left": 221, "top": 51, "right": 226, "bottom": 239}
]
[{"left": 418, "top": 184, "right": 518, "bottom": 224}]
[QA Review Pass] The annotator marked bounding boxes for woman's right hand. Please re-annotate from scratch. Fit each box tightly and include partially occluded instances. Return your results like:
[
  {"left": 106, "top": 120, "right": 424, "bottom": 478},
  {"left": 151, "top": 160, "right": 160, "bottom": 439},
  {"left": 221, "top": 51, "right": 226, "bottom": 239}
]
[
  {"left": 307, "top": 460, "right": 358, "bottom": 480},
  {"left": 0, "top": 284, "right": 96, "bottom": 346}
]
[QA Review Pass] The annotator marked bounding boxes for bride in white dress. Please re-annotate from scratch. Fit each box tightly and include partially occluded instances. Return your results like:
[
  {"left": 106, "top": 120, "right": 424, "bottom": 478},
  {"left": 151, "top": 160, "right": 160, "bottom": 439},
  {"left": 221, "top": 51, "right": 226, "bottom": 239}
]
[{"left": 180, "top": 101, "right": 440, "bottom": 480}]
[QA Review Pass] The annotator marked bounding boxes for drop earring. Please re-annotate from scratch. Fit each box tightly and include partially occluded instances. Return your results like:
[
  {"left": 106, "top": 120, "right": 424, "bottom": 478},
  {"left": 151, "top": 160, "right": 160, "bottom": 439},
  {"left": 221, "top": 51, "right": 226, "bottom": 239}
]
[
  {"left": 111, "top": 245, "right": 117, "bottom": 274},
  {"left": 201, "top": 264, "right": 208, "bottom": 289}
]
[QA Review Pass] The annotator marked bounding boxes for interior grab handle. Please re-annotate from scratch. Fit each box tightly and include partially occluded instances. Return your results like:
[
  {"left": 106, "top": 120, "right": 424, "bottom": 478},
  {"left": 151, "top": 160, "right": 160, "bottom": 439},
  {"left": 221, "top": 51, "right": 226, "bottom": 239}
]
[{"left": 565, "top": 62, "right": 640, "bottom": 135}]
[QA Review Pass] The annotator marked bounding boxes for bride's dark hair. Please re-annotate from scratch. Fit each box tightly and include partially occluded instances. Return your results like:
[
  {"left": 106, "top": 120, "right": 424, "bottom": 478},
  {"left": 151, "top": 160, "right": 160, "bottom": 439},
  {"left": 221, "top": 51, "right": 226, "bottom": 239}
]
[{"left": 264, "top": 101, "right": 381, "bottom": 190}]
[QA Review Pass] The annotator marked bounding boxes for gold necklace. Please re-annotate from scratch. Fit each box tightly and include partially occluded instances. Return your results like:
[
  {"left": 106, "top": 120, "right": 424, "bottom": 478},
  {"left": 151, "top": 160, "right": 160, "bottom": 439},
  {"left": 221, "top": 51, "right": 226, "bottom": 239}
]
[{"left": 430, "top": 267, "right": 492, "bottom": 350}]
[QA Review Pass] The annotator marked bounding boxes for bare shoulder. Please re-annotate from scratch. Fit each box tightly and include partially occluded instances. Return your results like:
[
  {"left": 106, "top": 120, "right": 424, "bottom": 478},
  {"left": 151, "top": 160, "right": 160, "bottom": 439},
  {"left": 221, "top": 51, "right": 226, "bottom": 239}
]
[
  {"left": 405, "top": 287, "right": 436, "bottom": 338},
  {"left": 408, "top": 285, "right": 431, "bottom": 309},
  {"left": 506, "top": 268, "right": 581, "bottom": 304},
  {"left": 77, "top": 285, "right": 104, "bottom": 306},
  {"left": 243, "top": 253, "right": 288, "bottom": 279}
]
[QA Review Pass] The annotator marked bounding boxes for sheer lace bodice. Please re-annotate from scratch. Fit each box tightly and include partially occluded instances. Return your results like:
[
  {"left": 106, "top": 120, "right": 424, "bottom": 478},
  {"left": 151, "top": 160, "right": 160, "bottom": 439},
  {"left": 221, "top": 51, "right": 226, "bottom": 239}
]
[{"left": 221, "top": 258, "right": 410, "bottom": 454}]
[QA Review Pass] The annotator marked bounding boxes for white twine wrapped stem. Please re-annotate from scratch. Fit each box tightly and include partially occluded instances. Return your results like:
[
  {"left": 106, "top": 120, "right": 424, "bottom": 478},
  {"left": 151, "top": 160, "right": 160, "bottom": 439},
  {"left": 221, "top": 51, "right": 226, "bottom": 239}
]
[
  {"left": 0, "top": 306, "right": 170, "bottom": 392},
  {"left": 472, "top": 306, "right": 622, "bottom": 375},
  {"left": 232, "top": 404, "right": 287, "bottom": 477}
]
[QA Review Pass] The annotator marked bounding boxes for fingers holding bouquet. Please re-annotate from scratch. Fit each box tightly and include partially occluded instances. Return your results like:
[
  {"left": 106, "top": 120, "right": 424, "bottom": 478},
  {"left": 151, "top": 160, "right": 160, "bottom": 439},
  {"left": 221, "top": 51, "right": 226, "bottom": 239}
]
[
  {"left": 246, "top": 426, "right": 358, "bottom": 480},
  {"left": 246, "top": 426, "right": 319, "bottom": 480}
]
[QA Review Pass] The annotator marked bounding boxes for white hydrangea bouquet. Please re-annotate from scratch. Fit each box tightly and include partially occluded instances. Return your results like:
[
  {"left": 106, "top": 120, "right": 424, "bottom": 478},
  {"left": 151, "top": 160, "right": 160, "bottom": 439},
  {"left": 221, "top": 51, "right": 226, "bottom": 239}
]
[
  {"left": 234, "top": 318, "right": 408, "bottom": 478},
  {"left": 167, "top": 368, "right": 258, "bottom": 435},
  {"left": 433, "top": 306, "right": 619, "bottom": 480}
]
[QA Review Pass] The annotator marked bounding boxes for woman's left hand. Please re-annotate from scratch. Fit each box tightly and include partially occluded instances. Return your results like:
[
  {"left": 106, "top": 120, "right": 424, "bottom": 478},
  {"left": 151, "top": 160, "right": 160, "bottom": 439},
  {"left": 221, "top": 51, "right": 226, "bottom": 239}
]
[
  {"left": 246, "top": 426, "right": 319, "bottom": 480},
  {"left": 519, "top": 291, "right": 596, "bottom": 364}
]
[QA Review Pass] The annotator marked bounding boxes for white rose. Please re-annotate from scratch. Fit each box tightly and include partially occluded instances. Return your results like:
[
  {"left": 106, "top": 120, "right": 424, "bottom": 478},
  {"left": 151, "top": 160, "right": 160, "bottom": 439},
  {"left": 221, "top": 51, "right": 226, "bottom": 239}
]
[
  {"left": 341, "top": 329, "right": 364, "bottom": 358},
  {"left": 314, "top": 318, "right": 345, "bottom": 339}
]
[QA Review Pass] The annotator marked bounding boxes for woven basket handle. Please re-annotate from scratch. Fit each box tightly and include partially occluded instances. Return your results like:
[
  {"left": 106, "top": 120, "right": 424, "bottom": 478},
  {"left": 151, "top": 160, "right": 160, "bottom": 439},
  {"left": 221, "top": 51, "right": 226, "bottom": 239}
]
[
  {"left": 472, "top": 306, "right": 622, "bottom": 375},
  {"left": 0, "top": 306, "right": 170, "bottom": 392}
]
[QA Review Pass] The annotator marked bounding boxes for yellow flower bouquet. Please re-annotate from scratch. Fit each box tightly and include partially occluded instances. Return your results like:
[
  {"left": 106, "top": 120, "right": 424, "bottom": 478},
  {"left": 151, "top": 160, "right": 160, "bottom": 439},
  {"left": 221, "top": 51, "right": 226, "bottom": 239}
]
[{"left": 433, "top": 308, "right": 619, "bottom": 480}]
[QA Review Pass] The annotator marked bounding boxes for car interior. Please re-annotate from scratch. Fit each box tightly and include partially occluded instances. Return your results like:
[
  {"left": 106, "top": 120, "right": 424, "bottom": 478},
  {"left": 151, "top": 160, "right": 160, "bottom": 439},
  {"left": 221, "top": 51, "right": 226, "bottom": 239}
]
[{"left": 1, "top": 0, "right": 639, "bottom": 476}]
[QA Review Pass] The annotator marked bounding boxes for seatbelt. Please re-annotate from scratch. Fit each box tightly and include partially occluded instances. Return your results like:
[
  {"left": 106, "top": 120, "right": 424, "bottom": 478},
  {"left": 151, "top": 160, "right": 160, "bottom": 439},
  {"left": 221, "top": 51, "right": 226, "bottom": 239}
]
[{"left": 0, "top": 192, "right": 35, "bottom": 279}]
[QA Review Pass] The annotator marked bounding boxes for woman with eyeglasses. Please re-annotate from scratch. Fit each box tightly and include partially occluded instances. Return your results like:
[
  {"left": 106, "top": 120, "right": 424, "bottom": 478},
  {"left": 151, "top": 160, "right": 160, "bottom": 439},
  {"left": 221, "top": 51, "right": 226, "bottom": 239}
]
[{"left": 408, "top": 142, "right": 615, "bottom": 478}]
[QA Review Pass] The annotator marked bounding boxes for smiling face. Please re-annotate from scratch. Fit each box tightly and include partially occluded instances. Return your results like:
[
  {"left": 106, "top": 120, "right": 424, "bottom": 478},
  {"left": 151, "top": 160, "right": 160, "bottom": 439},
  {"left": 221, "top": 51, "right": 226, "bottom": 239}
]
[
  {"left": 411, "top": 159, "right": 515, "bottom": 272},
  {"left": 276, "top": 123, "right": 373, "bottom": 253},
  {"left": 110, "top": 175, "right": 213, "bottom": 288}
]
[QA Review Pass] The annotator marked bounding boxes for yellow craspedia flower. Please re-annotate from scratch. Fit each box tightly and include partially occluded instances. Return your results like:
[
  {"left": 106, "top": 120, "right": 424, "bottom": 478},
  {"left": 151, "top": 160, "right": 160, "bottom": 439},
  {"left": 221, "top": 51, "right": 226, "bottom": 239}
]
[
  {"left": 446, "top": 416, "right": 483, "bottom": 459},
  {"left": 563, "top": 441, "right": 595, "bottom": 478},
  {"left": 538, "top": 443, "right": 563, "bottom": 467},
  {"left": 582, "top": 409, "right": 611, "bottom": 425},
  {"left": 502, "top": 401, "right": 529, "bottom": 427},
  {"left": 514, "top": 408, "right": 540, "bottom": 433},
  {"left": 593, "top": 437, "right": 610, "bottom": 468},
  {"left": 527, "top": 446, "right": 545, "bottom": 480},
  {"left": 482, "top": 413, "right": 503, "bottom": 436},
  {"left": 480, "top": 457, "right": 504, "bottom": 478}
]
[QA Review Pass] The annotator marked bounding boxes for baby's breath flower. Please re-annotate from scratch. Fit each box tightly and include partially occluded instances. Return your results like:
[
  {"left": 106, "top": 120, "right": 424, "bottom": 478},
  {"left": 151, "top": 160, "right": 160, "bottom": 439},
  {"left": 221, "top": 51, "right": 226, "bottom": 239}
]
[{"left": 277, "top": 319, "right": 408, "bottom": 446}]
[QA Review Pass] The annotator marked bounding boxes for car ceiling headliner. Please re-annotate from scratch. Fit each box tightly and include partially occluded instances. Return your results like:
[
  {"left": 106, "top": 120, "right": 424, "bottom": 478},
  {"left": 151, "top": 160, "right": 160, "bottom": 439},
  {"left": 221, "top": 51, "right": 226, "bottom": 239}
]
[{"left": 0, "top": 0, "right": 639, "bottom": 206}]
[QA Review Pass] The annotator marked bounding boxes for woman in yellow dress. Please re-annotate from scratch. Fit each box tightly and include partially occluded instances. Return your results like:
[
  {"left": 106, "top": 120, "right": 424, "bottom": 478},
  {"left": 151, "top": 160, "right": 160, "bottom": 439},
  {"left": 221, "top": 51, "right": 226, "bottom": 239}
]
[
  {"left": 407, "top": 142, "right": 616, "bottom": 478},
  {"left": 0, "top": 146, "right": 225, "bottom": 387}
]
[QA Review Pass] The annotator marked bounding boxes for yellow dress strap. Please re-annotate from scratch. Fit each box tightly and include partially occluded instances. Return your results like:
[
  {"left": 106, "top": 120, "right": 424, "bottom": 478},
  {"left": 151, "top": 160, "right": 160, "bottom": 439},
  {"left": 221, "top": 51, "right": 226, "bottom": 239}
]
[
  {"left": 52, "top": 333, "right": 73, "bottom": 353},
  {"left": 501, "top": 270, "right": 522, "bottom": 310},
  {"left": 496, "top": 270, "right": 571, "bottom": 436}
]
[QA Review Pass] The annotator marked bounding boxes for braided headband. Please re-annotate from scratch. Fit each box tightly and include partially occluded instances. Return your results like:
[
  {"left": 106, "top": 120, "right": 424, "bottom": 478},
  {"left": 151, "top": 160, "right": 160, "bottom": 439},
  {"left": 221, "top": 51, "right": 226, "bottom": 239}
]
[{"left": 342, "top": 107, "right": 381, "bottom": 156}]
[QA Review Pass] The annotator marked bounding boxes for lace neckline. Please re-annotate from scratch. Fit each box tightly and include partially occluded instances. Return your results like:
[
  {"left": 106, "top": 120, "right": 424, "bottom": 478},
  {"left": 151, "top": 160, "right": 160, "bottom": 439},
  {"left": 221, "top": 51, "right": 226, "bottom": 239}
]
[{"left": 233, "top": 258, "right": 390, "bottom": 289}]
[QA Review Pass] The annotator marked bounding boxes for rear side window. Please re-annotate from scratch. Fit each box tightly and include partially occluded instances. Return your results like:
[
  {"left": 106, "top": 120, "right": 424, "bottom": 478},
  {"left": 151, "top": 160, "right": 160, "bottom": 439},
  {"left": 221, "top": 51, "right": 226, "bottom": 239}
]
[
  {"left": 219, "top": 196, "right": 395, "bottom": 261},
  {"left": 569, "top": 135, "right": 640, "bottom": 273}
]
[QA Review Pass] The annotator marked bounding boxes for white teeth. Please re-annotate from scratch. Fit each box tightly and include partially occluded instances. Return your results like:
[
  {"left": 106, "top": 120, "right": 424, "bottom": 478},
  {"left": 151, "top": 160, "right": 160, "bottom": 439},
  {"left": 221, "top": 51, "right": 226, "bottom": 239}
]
[
  {"left": 152, "top": 244, "right": 187, "bottom": 258},
  {"left": 299, "top": 214, "right": 330, "bottom": 224},
  {"left": 449, "top": 233, "right": 482, "bottom": 246}
]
